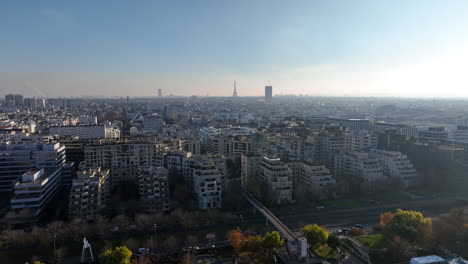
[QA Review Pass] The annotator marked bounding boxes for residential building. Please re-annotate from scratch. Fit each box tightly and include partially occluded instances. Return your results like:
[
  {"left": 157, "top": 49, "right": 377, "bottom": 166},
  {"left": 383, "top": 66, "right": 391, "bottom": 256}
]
[
  {"left": 369, "top": 149, "right": 417, "bottom": 187},
  {"left": 333, "top": 151, "right": 385, "bottom": 185},
  {"left": 10, "top": 168, "right": 62, "bottom": 223},
  {"left": 241, "top": 153, "right": 262, "bottom": 186},
  {"left": 49, "top": 125, "right": 107, "bottom": 139},
  {"left": 259, "top": 156, "right": 293, "bottom": 204},
  {"left": 192, "top": 161, "right": 223, "bottom": 209},
  {"left": 0, "top": 143, "right": 66, "bottom": 193},
  {"left": 138, "top": 167, "right": 170, "bottom": 214},
  {"left": 68, "top": 167, "right": 111, "bottom": 221},
  {"left": 287, "top": 161, "right": 336, "bottom": 200}
]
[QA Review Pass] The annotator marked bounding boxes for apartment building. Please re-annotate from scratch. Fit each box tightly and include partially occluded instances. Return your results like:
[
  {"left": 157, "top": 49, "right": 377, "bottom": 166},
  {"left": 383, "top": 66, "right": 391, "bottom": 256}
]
[
  {"left": 369, "top": 149, "right": 417, "bottom": 187},
  {"left": 182, "top": 154, "right": 226, "bottom": 188},
  {"left": 333, "top": 151, "right": 385, "bottom": 185},
  {"left": 0, "top": 143, "right": 66, "bottom": 192},
  {"left": 346, "top": 130, "right": 377, "bottom": 152},
  {"left": 241, "top": 153, "right": 262, "bottom": 186},
  {"left": 68, "top": 167, "right": 111, "bottom": 221},
  {"left": 49, "top": 125, "right": 106, "bottom": 139},
  {"left": 192, "top": 161, "right": 223, "bottom": 209},
  {"left": 138, "top": 167, "right": 170, "bottom": 214},
  {"left": 84, "top": 142, "right": 165, "bottom": 184},
  {"left": 10, "top": 168, "right": 62, "bottom": 223},
  {"left": 259, "top": 157, "right": 293, "bottom": 204},
  {"left": 287, "top": 161, "right": 336, "bottom": 200}
]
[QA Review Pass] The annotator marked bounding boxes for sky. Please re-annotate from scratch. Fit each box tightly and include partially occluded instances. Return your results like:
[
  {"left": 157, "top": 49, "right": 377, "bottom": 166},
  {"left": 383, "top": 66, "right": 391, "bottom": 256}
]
[{"left": 1, "top": 0, "right": 468, "bottom": 98}]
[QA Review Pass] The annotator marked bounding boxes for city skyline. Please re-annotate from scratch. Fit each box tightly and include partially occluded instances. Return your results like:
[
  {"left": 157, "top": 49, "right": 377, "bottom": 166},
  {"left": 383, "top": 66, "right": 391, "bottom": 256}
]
[{"left": 2, "top": 1, "right": 468, "bottom": 98}]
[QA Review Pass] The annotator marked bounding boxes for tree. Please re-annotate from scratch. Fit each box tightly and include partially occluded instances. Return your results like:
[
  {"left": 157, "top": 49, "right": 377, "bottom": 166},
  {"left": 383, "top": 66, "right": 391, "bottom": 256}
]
[
  {"left": 227, "top": 229, "right": 244, "bottom": 254},
  {"left": 379, "top": 211, "right": 395, "bottom": 230},
  {"left": 384, "top": 209, "right": 432, "bottom": 243},
  {"left": 301, "top": 224, "right": 329, "bottom": 249},
  {"left": 100, "top": 246, "right": 133, "bottom": 264},
  {"left": 262, "top": 231, "right": 284, "bottom": 261},
  {"left": 327, "top": 234, "right": 341, "bottom": 249}
]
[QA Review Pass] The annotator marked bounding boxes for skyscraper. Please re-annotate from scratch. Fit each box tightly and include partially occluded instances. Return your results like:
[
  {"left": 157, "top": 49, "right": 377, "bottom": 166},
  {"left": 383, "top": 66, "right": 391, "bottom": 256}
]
[
  {"left": 158, "top": 88, "right": 162, "bottom": 97},
  {"left": 265, "top": 85, "right": 272, "bottom": 103},
  {"left": 232, "top": 80, "right": 238, "bottom": 97}
]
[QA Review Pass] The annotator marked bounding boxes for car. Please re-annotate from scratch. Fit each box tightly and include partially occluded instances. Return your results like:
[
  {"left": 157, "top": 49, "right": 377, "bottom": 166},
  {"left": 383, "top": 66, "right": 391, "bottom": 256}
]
[{"left": 110, "top": 226, "right": 120, "bottom": 232}]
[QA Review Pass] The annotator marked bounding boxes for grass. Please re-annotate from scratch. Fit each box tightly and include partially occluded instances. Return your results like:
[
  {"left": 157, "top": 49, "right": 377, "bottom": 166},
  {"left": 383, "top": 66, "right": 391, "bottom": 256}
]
[
  {"left": 357, "top": 234, "right": 387, "bottom": 249},
  {"left": 314, "top": 245, "right": 340, "bottom": 260}
]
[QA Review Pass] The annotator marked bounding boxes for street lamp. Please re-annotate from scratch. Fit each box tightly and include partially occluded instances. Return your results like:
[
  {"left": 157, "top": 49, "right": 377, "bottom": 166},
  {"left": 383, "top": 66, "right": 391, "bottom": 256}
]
[{"left": 154, "top": 224, "right": 158, "bottom": 242}]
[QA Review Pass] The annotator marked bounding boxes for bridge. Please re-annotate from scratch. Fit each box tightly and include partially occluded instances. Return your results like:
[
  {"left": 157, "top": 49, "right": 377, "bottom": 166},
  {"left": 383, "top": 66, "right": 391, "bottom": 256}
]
[{"left": 241, "top": 188, "right": 326, "bottom": 264}]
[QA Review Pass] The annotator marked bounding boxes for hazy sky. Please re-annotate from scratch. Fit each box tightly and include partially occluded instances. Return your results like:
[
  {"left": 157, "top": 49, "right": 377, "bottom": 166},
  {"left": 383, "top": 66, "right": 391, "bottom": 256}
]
[{"left": 2, "top": 0, "right": 468, "bottom": 97}]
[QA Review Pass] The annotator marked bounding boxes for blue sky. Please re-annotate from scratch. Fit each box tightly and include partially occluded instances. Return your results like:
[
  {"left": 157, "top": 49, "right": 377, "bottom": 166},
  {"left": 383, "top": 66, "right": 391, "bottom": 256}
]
[{"left": 2, "top": 0, "right": 468, "bottom": 97}]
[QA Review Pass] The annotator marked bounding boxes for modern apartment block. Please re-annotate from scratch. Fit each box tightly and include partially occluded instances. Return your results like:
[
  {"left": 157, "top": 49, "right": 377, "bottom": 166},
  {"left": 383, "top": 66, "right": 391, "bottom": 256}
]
[
  {"left": 10, "top": 168, "right": 62, "bottom": 223},
  {"left": 369, "top": 149, "right": 417, "bottom": 187},
  {"left": 84, "top": 142, "right": 164, "bottom": 184},
  {"left": 0, "top": 143, "right": 66, "bottom": 193},
  {"left": 192, "top": 161, "right": 223, "bottom": 209},
  {"left": 259, "top": 156, "right": 293, "bottom": 204},
  {"left": 287, "top": 161, "right": 336, "bottom": 200},
  {"left": 138, "top": 167, "right": 170, "bottom": 214},
  {"left": 241, "top": 153, "right": 262, "bottom": 186},
  {"left": 333, "top": 151, "right": 385, "bottom": 185},
  {"left": 68, "top": 167, "right": 111, "bottom": 221},
  {"left": 346, "top": 130, "right": 377, "bottom": 152}
]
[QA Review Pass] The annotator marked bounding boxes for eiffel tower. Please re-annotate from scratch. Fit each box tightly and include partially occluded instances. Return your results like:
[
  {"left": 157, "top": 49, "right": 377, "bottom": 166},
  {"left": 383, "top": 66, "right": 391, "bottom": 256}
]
[{"left": 232, "top": 80, "right": 238, "bottom": 97}]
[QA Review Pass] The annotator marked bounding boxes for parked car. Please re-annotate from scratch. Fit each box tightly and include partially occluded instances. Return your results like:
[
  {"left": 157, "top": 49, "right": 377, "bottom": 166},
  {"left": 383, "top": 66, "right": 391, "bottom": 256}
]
[{"left": 110, "top": 226, "right": 120, "bottom": 232}]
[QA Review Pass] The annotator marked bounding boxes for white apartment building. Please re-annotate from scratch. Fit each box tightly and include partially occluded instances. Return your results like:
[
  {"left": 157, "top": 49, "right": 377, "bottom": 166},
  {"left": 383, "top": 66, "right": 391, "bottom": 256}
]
[
  {"left": 105, "top": 125, "right": 121, "bottom": 139},
  {"left": 138, "top": 167, "right": 170, "bottom": 214},
  {"left": 182, "top": 154, "right": 226, "bottom": 188},
  {"left": 287, "top": 161, "right": 336, "bottom": 200},
  {"left": 241, "top": 153, "right": 262, "bottom": 186},
  {"left": 333, "top": 151, "right": 385, "bottom": 185},
  {"left": 49, "top": 125, "right": 107, "bottom": 139},
  {"left": 369, "top": 149, "right": 417, "bottom": 187},
  {"left": 276, "top": 135, "right": 305, "bottom": 161},
  {"left": 192, "top": 161, "right": 223, "bottom": 209},
  {"left": 259, "top": 157, "right": 293, "bottom": 204},
  {"left": 10, "top": 168, "right": 62, "bottom": 223},
  {"left": 346, "top": 131, "right": 377, "bottom": 152},
  {"left": 68, "top": 167, "right": 111, "bottom": 221}
]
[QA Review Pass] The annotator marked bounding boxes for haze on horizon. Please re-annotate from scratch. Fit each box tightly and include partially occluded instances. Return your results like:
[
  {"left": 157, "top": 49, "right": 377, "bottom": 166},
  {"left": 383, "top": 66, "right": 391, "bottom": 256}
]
[{"left": 2, "top": 0, "right": 468, "bottom": 98}]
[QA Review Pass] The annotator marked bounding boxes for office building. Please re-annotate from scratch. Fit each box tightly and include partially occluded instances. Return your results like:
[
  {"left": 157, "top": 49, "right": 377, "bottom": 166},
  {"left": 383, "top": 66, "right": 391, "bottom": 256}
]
[
  {"left": 143, "top": 114, "right": 163, "bottom": 133},
  {"left": 265, "top": 85, "right": 272, "bottom": 103},
  {"left": 138, "top": 167, "right": 170, "bottom": 214},
  {"left": 68, "top": 167, "right": 111, "bottom": 221}
]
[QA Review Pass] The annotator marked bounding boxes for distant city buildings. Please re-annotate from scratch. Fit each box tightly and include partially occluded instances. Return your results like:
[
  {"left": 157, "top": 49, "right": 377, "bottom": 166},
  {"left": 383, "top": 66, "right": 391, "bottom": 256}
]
[{"left": 143, "top": 114, "right": 163, "bottom": 133}]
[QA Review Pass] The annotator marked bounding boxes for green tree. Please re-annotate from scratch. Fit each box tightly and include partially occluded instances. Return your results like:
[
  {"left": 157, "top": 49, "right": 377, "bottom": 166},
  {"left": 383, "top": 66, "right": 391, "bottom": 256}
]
[
  {"left": 262, "top": 231, "right": 284, "bottom": 261},
  {"left": 301, "top": 224, "right": 329, "bottom": 249},
  {"left": 327, "top": 234, "right": 341, "bottom": 249},
  {"left": 100, "top": 246, "right": 132, "bottom": 264},
  {"left": 385, "top": 209, "right": 432, "bottom": 243}
]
